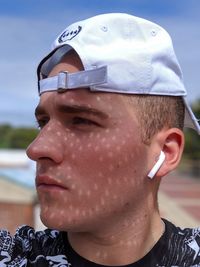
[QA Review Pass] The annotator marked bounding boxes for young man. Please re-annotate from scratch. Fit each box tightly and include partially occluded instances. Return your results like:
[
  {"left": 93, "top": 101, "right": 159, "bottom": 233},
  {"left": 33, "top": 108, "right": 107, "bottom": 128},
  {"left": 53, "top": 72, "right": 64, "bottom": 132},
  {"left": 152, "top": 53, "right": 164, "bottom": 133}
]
[{"left": 0, "top": 13, "right": 200, "bottom": 267}]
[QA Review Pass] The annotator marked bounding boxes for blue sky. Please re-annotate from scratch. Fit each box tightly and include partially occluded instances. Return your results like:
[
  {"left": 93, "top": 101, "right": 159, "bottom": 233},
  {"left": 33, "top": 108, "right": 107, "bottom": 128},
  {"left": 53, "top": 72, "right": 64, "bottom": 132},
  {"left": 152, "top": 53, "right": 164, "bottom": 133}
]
[{"left": 0, "top": 0, "right": 200, "bottom": 126}]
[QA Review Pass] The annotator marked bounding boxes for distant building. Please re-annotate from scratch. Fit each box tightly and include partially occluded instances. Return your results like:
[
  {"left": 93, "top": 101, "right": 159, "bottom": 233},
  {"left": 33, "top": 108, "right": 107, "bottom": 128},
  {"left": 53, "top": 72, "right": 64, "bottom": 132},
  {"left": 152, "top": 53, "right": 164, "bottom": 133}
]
[{"left": 0, "top": 149, "right": 44, "bottom": 235}]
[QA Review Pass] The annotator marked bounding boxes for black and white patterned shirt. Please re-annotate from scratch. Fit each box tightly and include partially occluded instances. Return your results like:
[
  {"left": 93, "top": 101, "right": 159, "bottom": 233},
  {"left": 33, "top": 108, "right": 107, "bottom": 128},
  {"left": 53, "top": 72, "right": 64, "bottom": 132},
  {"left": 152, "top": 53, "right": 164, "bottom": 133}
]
[{"left": 0, "top": 219, "right": 200, "bottom": 266}]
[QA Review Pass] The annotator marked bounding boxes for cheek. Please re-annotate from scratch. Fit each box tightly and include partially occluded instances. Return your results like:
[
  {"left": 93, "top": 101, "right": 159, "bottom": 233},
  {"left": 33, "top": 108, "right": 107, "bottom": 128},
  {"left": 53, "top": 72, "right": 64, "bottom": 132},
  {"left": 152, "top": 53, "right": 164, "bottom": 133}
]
[
  {"left": 39, "top": 124, "right": 147, "bottom": 230},
  {"left": 67, "top": 127, "right": 147, "bottom": 201}
]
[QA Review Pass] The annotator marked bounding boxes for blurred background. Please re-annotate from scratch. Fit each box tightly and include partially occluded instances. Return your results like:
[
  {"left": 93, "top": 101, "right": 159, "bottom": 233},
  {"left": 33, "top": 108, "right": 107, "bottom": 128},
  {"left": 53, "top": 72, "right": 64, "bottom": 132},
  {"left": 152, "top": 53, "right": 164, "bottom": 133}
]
[{"left": 0, "top": 0, "right": 200, "bottom": 234}]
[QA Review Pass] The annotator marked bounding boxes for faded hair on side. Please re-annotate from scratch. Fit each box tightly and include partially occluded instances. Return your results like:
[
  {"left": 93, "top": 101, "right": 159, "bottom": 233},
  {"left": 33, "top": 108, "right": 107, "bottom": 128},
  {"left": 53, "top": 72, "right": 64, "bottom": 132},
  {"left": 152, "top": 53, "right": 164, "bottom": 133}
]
[{"left": 124, "top": 95, "right": 185, "bottom": 145}]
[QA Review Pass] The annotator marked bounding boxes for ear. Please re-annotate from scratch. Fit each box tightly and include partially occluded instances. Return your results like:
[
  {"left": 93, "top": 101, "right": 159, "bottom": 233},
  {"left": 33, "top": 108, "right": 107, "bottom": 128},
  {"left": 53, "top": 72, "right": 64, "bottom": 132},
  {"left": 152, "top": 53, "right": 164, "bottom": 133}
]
[{"left": 155, "top": 128, "right": 185, "bottom": 177}]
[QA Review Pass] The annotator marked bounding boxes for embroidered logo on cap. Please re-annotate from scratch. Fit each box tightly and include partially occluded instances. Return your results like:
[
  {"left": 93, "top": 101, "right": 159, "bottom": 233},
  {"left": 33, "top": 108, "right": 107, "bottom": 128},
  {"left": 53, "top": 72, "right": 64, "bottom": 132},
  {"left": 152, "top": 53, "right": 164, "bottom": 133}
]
[{"left": 58, "top": 26, "right": 82, "bottom": 43}]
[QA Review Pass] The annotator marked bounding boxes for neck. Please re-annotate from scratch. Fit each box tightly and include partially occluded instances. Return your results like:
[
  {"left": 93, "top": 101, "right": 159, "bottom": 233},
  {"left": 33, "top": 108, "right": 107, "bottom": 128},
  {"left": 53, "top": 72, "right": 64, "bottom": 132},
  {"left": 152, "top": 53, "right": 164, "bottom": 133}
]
[{"left": 67, "top": 211, "right": 165, "bottom": 265}]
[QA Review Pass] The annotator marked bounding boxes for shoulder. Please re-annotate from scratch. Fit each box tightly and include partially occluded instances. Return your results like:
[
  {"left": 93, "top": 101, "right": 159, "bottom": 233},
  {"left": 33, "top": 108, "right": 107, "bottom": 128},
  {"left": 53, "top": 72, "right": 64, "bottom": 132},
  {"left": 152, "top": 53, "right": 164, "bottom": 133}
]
[
  {"left": 0, "top": 225, "right": 60, "bottom": 251},
  {"left": 165, "top": 219, "right": 200, "bottom": 242},
  {"left": 0, "top": 226, "right": 70, "bottom": 266},
  {"left": 162, "top": 219, "right": 200, "bottom": 266}
]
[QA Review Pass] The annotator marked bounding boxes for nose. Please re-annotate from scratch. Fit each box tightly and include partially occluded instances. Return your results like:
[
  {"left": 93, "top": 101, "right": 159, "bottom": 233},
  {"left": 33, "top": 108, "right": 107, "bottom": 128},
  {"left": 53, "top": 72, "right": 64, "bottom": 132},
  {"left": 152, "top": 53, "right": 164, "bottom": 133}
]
[{"left": 26, "top": 129, "right": 64, "bottom": 164}]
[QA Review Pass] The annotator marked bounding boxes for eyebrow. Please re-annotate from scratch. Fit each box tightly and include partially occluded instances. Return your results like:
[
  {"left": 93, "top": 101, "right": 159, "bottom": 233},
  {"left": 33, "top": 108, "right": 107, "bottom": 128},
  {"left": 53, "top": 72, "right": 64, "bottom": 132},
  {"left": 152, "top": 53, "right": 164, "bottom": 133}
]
[{"left": 35, "top": 104, "right": 109, "bottom": 119}]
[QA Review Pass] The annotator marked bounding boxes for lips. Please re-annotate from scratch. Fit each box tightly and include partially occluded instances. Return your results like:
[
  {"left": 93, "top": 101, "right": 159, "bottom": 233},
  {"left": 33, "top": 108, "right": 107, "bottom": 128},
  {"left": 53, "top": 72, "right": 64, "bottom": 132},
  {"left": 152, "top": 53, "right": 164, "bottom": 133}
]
[{"left": 36, "top": 175, "right": 68, "bottom": 192}]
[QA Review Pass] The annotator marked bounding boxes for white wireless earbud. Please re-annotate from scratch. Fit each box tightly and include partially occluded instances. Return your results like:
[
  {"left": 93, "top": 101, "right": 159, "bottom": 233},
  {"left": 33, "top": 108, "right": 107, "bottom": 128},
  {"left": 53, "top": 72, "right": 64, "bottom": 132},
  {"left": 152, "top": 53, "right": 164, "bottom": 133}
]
[{"left": 147, "top": 151, "right": 166, "bottom": 179}]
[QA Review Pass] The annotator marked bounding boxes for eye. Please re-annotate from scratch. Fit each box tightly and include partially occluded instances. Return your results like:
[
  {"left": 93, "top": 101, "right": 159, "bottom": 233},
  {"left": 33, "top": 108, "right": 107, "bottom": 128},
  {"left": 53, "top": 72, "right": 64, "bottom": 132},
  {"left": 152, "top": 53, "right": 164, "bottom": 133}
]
[
  {"left": 36, "top": 117, "right": 49, "bottom": 129},
  {"left": 72, "top": 117, "right": 100, "bottom": 127}
]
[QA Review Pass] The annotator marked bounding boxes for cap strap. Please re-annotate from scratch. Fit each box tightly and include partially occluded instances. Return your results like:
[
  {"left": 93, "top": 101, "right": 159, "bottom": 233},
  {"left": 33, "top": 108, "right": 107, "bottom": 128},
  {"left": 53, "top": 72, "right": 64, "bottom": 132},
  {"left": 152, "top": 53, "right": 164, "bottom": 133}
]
[
  {"left": 183, "top": 97, "right": 200, "bottom": 135},
  {"left": 39, "top": 66, "right": 107, "bottom": 95}
]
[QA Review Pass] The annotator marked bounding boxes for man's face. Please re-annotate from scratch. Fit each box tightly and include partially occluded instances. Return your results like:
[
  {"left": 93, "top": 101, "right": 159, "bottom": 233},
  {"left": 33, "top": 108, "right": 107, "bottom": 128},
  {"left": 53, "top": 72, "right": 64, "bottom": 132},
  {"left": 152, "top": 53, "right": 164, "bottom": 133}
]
[{"left": 27, "top": 53, "right": 150, "bottom": 232}]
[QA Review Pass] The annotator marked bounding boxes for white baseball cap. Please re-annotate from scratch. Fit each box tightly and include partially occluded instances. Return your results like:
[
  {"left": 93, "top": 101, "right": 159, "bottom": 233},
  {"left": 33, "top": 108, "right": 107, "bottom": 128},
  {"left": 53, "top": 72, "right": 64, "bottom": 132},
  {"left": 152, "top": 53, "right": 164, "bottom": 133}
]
[{"left": 37, "top": 13, "right": 200, "bottom": 134}]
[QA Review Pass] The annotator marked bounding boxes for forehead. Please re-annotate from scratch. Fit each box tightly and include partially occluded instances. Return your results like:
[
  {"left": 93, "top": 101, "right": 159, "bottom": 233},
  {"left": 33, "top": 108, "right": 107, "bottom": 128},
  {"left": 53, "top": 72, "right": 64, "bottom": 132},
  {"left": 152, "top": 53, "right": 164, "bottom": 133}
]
[{"left": 38, "top": 88, "right": 134, "bottom": 121}]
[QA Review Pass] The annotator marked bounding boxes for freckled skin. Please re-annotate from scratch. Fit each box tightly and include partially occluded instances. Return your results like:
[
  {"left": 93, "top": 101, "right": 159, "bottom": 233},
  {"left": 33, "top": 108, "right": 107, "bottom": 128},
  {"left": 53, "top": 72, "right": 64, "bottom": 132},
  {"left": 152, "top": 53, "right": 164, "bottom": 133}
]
[{"left": 26, "top": 52, "right": 165, "bottom": 265}]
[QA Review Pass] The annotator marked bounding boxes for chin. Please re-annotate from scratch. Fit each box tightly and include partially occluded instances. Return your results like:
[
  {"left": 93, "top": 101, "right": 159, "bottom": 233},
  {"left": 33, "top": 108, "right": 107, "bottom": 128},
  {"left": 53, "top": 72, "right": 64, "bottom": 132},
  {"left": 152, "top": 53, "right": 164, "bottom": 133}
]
[{"left": 39, "top": 209, "right": 84, "bottom": 232}]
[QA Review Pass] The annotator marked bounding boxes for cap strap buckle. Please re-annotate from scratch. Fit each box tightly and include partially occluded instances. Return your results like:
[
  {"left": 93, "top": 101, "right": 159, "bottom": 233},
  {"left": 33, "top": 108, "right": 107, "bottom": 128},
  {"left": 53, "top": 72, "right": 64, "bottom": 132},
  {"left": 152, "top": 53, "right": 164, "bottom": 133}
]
[{"left": 39, "top": 66, "right": 107, "bottom": 95}]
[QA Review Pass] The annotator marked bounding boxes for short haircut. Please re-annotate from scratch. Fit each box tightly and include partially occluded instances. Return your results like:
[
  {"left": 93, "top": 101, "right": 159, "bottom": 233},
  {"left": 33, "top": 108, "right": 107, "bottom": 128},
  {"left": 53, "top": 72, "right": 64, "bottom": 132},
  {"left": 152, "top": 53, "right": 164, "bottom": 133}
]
[{"left": 123, "top": 95, "right": 185, "bottom": 145}]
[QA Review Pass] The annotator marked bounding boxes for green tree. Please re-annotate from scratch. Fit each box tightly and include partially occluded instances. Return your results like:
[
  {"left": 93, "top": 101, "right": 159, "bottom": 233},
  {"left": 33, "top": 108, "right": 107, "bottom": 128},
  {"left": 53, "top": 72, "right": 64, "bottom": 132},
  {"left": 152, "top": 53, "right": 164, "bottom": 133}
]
[
  {"left": 0, "top": 124, "right": 12, "bottom": 148},
  {"left": 183, "top": 99, "right": 200, "bottom": 159},
  {"left": 9, "top": 127, "right": 38, "bottom": 149},
  {"left": 0, "top": 124, "right": 38, "bottom": 149},
  {"left": 182, "top": 99, "right": 200, "bottom": 177}
]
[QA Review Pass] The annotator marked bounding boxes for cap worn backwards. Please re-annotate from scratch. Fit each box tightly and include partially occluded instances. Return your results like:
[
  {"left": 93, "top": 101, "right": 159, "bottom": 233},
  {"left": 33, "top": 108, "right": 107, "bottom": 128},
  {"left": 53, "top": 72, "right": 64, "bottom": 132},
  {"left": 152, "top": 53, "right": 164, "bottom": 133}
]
[{"left": 37, "top": 13, "right": 200, "bottom": 135}]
